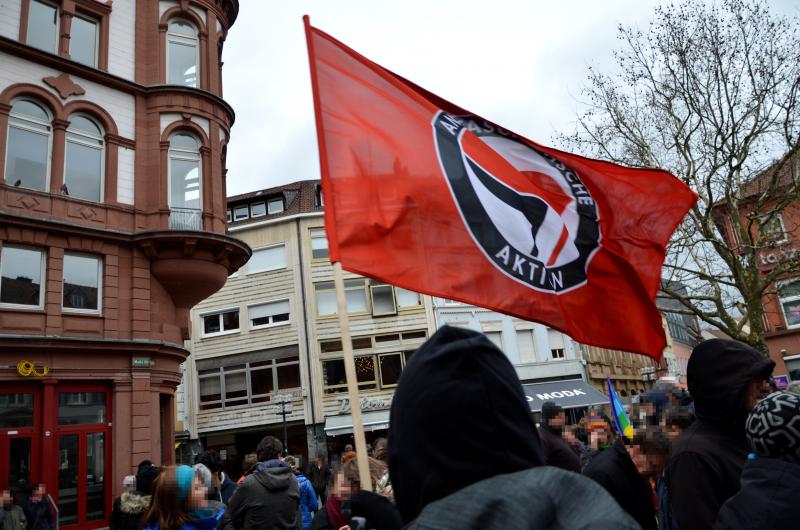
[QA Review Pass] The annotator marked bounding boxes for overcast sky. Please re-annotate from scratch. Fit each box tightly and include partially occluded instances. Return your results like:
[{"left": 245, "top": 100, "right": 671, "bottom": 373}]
[{"left": 220, "top": 0, "right": 798, "bottom": 197}]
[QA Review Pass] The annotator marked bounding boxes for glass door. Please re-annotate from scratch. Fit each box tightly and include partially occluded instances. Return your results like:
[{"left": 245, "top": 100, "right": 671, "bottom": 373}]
[
  {"left": 56, "top": 388, "right": 110, "bottom": 530},
  {"left": 0, "top": 389, "right": 40, "bottom": 492}
]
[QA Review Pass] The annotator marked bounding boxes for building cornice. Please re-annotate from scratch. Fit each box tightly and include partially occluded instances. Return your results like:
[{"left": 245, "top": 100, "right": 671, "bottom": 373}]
[{"left": 0, "top": 36, "right": 236, "bottom": 124}]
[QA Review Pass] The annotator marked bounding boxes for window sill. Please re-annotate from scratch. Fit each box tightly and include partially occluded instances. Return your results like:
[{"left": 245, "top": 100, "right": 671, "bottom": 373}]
[
  {"left": 0, "top": 304, "right": 45, "bottom": 312},
  {"left": 62, "top": 309, "right": 103, "bottom": 317},
  {"left": 250, "top": 321, "right": 291, "bottom": 331},
  {"left": 200, "top": 329, "right": 240, "bottom": 339}
]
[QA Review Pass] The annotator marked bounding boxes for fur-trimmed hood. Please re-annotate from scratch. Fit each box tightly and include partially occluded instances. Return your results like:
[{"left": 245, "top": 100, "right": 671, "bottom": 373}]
[{"left": 120, "top": 491, "right": 150, "bottom": 514}]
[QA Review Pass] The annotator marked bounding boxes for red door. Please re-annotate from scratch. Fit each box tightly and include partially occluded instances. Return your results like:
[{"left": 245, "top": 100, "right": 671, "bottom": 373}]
[
  {"left": 0, "top": 386, "right": 41, "bottom": 493},
  {"left": 53, "top": 386, "right": 112, "bottom": 530}
]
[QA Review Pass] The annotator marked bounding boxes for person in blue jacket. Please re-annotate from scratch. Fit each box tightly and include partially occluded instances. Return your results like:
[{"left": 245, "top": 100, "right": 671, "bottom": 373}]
[
  {"left": 284, "top": 456, "right": 318, "bottom": 530},
  {"left": 143, "top": 465, "right": 227, "bottom": 530}
]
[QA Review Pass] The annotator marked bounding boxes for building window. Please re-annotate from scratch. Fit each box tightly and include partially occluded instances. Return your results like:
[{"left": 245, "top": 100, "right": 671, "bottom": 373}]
[
  {"left": 250, "top": 202, "right": 266, "bottom": 217},
  {"left": 314, "top": 279, "right": 369, "bottom": 317},
  {"left": 27, "top": 0, "right": 59, "bottom": 53},
  {"left": 761, "top": 213, "right": 788, "bottom": 244},
  {"left": 233, "top": 205, "right": 248, "bottom": 221},
  {"left": 5, "top": 99, "right": 52, "bottom": 192},
  {"left": 168, "top": 133, "right": 201, "bottom": 229},
  {"left": 310, "top": 228, "right": 329, "bottom": 260},
  {"left": 167, "top": 19, "right": 199, "bottom": 87},
  {"left": 323, "top": 352, "right": 411, "bottom": 394},
  {"left": 779, "top": 280, "right": 800, "bottom": 329},
  {"left": 315, "top": 185, "right": 324, "bottom": 207},
  {"left": 69, "top": 15, "right": 98, "bottom": 67},
  {"left": 65, "top": 115, "right": 104, "bottom": 202},
  {"left": 396, "top": 288, "right": 421, "bottom": 308},
  {"left": 62, "top": 253, "right": 101, "bottom": 312},
  {"left": 247, "top": 245, "right": 286, "bottom": 274},
  {"left": 201, "top": 309, "right": 239, "bottom": 337},
  {"left": 249, "top": 300, "right": 290, "bottom": 328},
  {"left": 267, "top": 198, "right": 284, "bottom": 214},
  {"left": 0, "top": 246, "right": 45, "bottom": 308},
  {"left": 198, "top": 355, "right": 301, "bottom": 410},
  {"left": 58, "top": 392, "right": 106, "bottom": 424},
  {"left": 370, "top": 281, "right": 396, "bottom": 316},
  {"left": 551, "top": 348, "right": 566, "bottom": 359},
  {"left": 226, "top": 209, "right": 232, "bottom": 223}
]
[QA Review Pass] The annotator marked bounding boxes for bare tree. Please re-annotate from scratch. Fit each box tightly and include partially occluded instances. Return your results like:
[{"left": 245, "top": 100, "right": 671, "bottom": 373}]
[{"left": 559, "top": 0, "right": 800, "bottom": 353}]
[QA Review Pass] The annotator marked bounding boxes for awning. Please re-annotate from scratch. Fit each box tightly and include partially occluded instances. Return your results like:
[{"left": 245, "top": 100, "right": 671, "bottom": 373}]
[
  {"left": 523, "top": 379, "right": 608, "bottom": 412},
  {"left": 324, "top": 410, "right": 390, "bottom": 436}
]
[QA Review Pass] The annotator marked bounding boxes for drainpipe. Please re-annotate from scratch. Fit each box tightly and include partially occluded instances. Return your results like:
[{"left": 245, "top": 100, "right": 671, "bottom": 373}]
[{"left": 295, "top": 220, "right": 317, "bottom": 435}]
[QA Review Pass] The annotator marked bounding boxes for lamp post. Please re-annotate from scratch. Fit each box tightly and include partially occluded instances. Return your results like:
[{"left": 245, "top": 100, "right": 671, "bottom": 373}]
[{"left": 275, "top": 394, "right": 292, "bottom": 456}]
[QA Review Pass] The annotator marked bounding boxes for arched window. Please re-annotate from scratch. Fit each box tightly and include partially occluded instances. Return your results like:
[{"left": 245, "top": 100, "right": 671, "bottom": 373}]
[
  {"left": 168, "top": 133, "right": 201, "bottom": 229},
  {"left": 5, "top": 99, "right": 52, "bottom": 191},
  {"left": 64, "top": 114, "right": 104, "bottom": 202},
  {"left": 167, "top": 19, "right": 199, "bottom": 87}
]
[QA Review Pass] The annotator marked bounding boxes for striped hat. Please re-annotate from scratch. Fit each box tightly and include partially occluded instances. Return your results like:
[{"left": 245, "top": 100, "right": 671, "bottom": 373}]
[{"left": 746, "top": 391, "right": 800, "bottom": 464}]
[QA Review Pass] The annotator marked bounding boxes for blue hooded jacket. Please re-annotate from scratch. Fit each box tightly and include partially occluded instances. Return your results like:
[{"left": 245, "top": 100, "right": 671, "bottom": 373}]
[{"left": 295, "top": 472, "right": 319, "bottom": 530}]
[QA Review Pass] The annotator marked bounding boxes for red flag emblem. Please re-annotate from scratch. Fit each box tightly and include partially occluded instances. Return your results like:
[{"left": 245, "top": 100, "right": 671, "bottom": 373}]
[{"left": 305, "top": 18, "right": 697, "bottom": 359}]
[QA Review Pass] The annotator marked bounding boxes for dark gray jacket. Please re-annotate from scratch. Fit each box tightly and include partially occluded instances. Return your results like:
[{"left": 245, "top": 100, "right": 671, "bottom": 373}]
[
  {"left": 225, "top": 461, "right": 300, "bottom": 530},
  {"left": 410, "top": 467, "right": 640, "bottom": 530}
]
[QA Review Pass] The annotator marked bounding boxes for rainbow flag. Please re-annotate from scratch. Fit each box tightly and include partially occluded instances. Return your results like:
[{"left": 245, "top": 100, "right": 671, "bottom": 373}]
[{"left": 607, "top": 378, "right": 635, "bottom": 439}]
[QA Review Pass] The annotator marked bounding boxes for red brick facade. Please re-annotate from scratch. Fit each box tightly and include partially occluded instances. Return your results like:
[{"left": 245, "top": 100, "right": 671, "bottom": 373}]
[{"left": 0, "top": 1, "right": 247, "bottom": 527}]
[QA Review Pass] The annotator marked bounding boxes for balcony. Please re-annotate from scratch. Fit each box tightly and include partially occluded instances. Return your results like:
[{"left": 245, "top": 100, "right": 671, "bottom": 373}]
[{"left": 169, "top": 208, "right": 203, "bottom": 230}]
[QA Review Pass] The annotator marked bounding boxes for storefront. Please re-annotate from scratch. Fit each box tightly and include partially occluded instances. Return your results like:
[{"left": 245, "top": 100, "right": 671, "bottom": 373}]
[
  {"left": 524, "top": 379, "right": 609, "bottom": 423},
  {"left": 1, "top": 382, "right": 111, "bottom": 530}
]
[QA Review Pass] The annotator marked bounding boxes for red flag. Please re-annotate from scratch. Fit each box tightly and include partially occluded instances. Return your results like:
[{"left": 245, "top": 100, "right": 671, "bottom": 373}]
[{"left": 304, "top": 17, "right": 697, "bottom": 360}]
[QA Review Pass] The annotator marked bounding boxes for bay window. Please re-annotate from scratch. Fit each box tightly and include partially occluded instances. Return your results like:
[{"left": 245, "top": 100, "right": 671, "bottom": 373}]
[
  {"left": 65, "top": 115, "right": 104, "bottom": 202},
  {"left": 5, "top": 99, "right": 52, "bottom": 192},
  {"left": 167, "top": 19, "right": 199, "bottom": 87},
  {"left": 168, "top": 133, "right": 201, "bottom": 229}
]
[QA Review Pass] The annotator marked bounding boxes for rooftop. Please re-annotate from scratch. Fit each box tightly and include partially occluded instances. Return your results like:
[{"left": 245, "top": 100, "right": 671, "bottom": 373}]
[{"left": 226, "top": 179, "right": 322, "bottom": 227}]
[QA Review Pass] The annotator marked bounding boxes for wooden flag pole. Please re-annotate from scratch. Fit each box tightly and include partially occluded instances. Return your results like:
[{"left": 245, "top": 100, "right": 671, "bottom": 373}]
[{"left": 332, "top": 261, "right": 373, "bottom": 491}]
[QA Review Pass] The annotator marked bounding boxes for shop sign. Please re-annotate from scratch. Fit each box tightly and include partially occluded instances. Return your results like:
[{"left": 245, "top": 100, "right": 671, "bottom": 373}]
[
  {"left": 337, "top": 395, "right": 392, "bottom": 413},
  {"left": 760, "top": 247, "right": 799, "bottom": 266}
]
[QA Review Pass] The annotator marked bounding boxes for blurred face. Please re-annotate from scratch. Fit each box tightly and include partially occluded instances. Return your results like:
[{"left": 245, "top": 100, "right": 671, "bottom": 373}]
[
  {"left": 187, "top": 476, "right": 207, "bottom": 509},
  {"left": 332, "top": 471, "right": 356, "bottom": 501},
  {"left": 1, "top": 489, "right": 11, "bottom": 506},
  {"left": 667, "top": 425, "right": 682, "bottom": 443},
  {"left": 33, "top": 484, "right": 45, "bottom": 499},
  {"left": 628, "top": 446, "right": 667, "bottom": 479},
  {"left": 745, "top": 377, "right": 771, "bottom": 411},
  {"left": 548, "top": 411, "right": 566, "bottom": 429},
  {"left": 563, "top": 430, "right": 578, "bottom": 445}
]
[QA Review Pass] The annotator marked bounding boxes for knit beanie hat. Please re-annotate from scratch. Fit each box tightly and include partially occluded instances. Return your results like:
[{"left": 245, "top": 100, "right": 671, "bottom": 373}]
[
  {"left": 746, "top": 391, "right": 800, "bottom": 464},
  {"left": 175, "top": 465, "right": 196, "bottom": 504},
  {"left": 135, "top": 464, "right": 160, "bottom": 496}
]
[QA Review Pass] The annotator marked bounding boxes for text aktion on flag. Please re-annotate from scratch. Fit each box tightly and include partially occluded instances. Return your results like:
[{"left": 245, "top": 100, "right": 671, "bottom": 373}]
[{"left": 304, "top": 16, "right": 697, "bottom": 360}]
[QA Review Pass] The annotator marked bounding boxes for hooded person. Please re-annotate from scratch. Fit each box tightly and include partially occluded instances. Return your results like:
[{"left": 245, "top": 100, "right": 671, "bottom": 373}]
[
  {"left": 110, "top": 463, "right": 161, "bottom": 530},
  {"left": 538, "top": 401, "right": 582, "bottom": 473},
  {"left": 664, "top": 339, "right": 774, "bottom": 530},
  {"left": 284, "top": 456, "right": 318, "bottom": 530},
  {"left": 224, "top": 436, "right": 300, "bottom": 530},
  {"left": 388, "top": 325, "right": 640, "bottom": 529},
  {"left": 714, "top": 391, "right": 800, "bottom": 530}
]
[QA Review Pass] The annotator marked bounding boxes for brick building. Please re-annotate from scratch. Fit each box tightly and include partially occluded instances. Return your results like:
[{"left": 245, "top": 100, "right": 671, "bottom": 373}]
[
  {"left": 0, "top": 1, "right": 248, "bottom": 528},
  {"left": 715, "top": 157, "right": 800, "bottom": 382}
]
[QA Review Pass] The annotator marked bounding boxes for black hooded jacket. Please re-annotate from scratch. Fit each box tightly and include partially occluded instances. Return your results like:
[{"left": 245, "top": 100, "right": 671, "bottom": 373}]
[
  {"left": 388, "top": 326, "right": 545, "bottom": 524},
  {"left": 583, "top": 439, "right": 656, "bottom": 530},
  {"left": 665, "top": 339, "right": 774, "bottom": 530},
  {"left": 225, "top": 461, "right": 300, "bottom": 530}
]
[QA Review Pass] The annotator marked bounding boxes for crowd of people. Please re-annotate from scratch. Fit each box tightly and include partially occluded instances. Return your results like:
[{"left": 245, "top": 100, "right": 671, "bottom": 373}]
[{"left": 3, "top": 326, "right": 798, "bottom": 530}]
